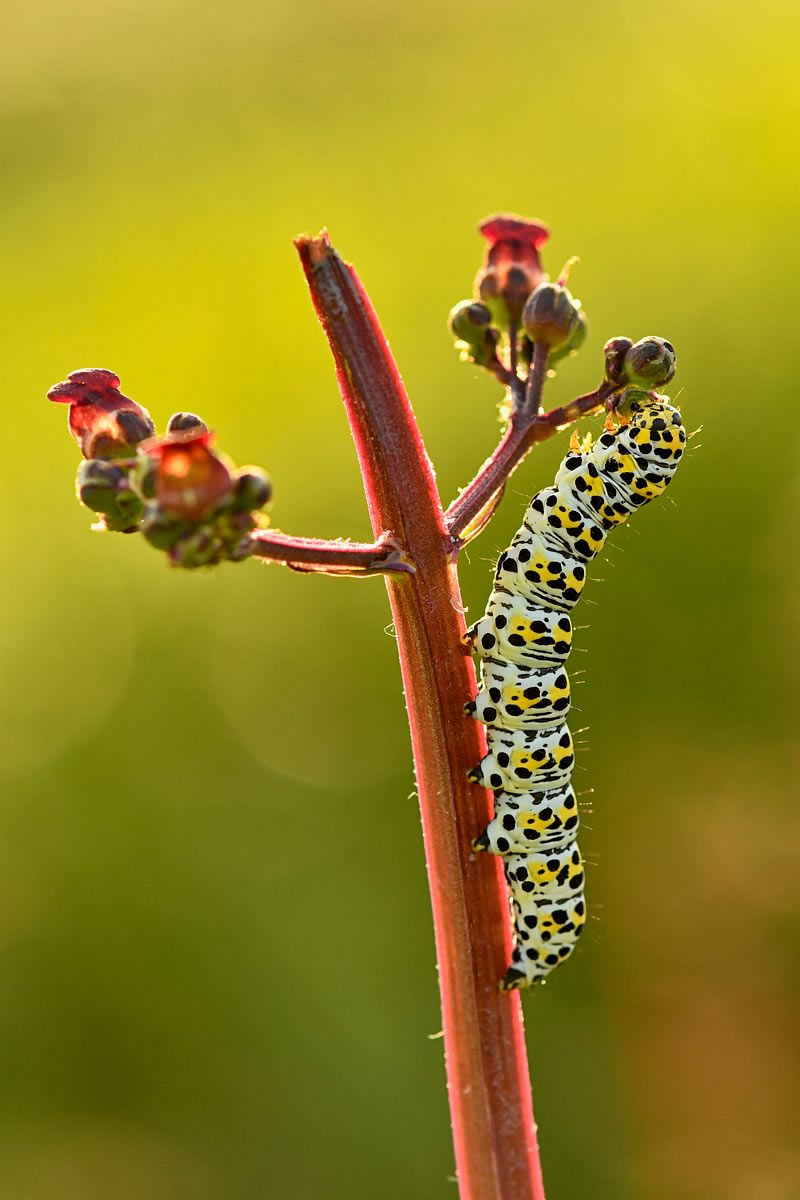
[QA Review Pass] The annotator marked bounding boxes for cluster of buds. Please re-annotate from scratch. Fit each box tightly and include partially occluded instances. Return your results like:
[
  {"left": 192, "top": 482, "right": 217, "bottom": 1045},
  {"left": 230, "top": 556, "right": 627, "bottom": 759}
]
[
  {"left": 600, "top": 337, "right": 677, "bottom": 421},
  {"left": 603, "top": 335, "right": 676, "bottom": 390},
  {"left": 449, "top": 215, "right": 587, "bottom": 382},
  {"left": 49, "top": 369, "right": 272, "bottom": 568}
]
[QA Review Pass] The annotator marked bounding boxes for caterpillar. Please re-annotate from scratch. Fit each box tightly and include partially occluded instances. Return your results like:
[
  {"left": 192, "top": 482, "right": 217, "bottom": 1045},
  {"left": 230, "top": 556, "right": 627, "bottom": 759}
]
[{"left": 464, "top": 389, "right": 686, "bottom": 989}]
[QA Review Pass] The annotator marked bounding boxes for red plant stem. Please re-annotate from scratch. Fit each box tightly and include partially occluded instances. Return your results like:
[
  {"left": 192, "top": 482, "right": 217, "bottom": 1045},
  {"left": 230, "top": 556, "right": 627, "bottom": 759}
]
[
  {"left": 445, "top": 380, "right": 612, "bottom": 542},
  {"left": 522, "top": 342, "right": 549, "bottom": 415},
  {"left": 249, "top": 528, "right": 414, "bottom": 575},
  {"left": 296, "top": 232, "right": 545, "bottom": 1200}
]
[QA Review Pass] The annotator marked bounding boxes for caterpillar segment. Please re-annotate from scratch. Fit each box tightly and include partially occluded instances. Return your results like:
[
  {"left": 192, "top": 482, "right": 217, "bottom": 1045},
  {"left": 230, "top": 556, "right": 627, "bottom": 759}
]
[
  {"left": 475, "top": 783, "right": 580, "bottom": 855},
  {"left": 463, "top": 595, "right": 573, "bottom": 669},
  {"left": 465, "top": 658, "right": 571, "bottom": 730},
  {"left": 468, "top": 724, "right": 575, "bottom": 793},
  {"left": 465, "top": 395, "right": 685, "bottom": 989}
]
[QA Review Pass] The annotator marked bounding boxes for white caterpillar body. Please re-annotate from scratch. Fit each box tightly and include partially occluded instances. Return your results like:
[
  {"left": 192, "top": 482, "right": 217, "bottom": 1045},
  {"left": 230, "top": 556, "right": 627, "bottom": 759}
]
[{"left": 465, "top": 395, "right": 685, "bottom": 989}]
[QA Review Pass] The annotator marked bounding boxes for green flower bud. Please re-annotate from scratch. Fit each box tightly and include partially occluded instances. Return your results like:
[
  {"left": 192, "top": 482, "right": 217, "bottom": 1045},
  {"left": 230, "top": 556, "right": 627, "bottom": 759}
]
[
  {"left": 603, "top": 337, "right": 633, "bottom": 385},
  {"left": 101, "top": 513, "right": 142, "bottom": 534},
  {"left": 140, "top": 504, "right": 194, "bottom": 550},
  {"left": 448, "top": 300, "right": 499, "bottom": 367},
  {"left": 232, "top": 468, "right": 272, "bottom": 513},
  {"left": 167, "top": 412, "right": 209, "bottom": 435},
  {"left": 548, "top": 309, "right": 588, "bottom": 366},
  {"left": 77, "top": 459, "right": 128, "bottom": 515},
  {"left": 449, "top": 300, "right": 492, "bottom": 341},
  {"left": 623, "top": 337, "right": 676, "bottom": 388},
  {"left": 169, "top": 528, "right": 221, "bottom": 569},
  {"left": 214, "top": 509, "right": 256, "bottom": 557},
  {"left": 76, "top": 459, "right": 144, "bottom": 525},
  {"left": 521, "top": 282, "right": 581, "bottom": 349},
  {"left": 132, "top": 450, "right": 158, "bottom": 500}
]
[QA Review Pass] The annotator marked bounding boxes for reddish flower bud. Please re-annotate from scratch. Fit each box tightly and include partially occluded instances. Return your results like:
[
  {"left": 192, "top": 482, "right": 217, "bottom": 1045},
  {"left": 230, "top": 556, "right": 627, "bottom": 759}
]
[
  {"left": 474, "top": 214, "right": 549, "bottom": 327},
  {"left": 148, "top": 430, "right": 235, "bottom": 520},
  {"left": 166, "top": 411, "right": 209, "bottom": 435},
  {"left": 48, "top": 368, "right": 155, "bottom": 458},
  {"left": 603, "top": 337, "right": 634, "bottom": 385}
]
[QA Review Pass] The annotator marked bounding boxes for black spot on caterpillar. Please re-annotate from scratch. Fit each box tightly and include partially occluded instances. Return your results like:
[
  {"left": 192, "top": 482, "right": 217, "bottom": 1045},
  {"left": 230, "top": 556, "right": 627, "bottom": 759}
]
[{"left": 464, "top": 395, "right": 686, "bottom": 989}]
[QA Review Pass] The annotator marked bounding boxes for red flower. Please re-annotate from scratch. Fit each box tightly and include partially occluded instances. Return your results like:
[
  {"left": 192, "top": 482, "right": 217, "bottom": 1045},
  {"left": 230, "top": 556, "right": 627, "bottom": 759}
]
[
  {"left": 148, "top": 430, "right": 235, "bottom": 520},
  {"left": 475, "top": 214, "right": 550, "bottom": 325},
  {"left": 48, "top": 368, "right": 154, "bottom": 458}
]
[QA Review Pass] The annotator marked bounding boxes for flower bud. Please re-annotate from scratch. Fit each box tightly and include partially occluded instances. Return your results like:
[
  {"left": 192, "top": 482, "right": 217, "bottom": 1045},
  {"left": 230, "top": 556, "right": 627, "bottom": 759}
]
[
  {"left": 76, "top": 459, "right": 128, "bottom": 514},
  {"left": 76, "top": 459, "right": 144, "bottom": 526},
  {"left": 148, "top": 431, "right": 235, "bottom": 519},
  {"left": 101, "top": 512, "right": 143, "bottom": 534},
  {"left": 169, "top": 528, "right": 221, "bottom": 569},
  {"left": 449, "top": 300, "right": 492, "bottom": 341},
  {"left": 232, "top": 468, "right": 272, "bottom": 513},
  {"left": 548, "top": 309, "right": 588, "bottom": 366},
  {"left": 140, "top": 504, "right": 194, "bottom": 550},
  {"left": 48, "top": 368, "right": 154, "bottom": 458},
  {"left": 603, "top": 337, "right": 633, "bottom": 385},
  {"left": 623, "top": 336, "right": 676, "bottom": 388},
  {"left": 474, "top": 214, "right": 549, "bottom": 327},
  {"left": 521, "top": 282, "right": 581, "bottom": 349},
  {"left": 167, "top": 412, "right": 209, "bottom": 435},
  {"left": 132, "top": 450, "right": 158, "bottom": 499},
  {"left": 448, "top": 300, "right": 499, "bottom": 367}
]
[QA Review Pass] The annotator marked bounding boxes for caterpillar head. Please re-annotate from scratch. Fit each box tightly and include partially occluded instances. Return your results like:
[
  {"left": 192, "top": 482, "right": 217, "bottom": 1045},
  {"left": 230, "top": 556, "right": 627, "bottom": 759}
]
[{"left": 606, "top": 385, "right": 660, "bottom": 424}]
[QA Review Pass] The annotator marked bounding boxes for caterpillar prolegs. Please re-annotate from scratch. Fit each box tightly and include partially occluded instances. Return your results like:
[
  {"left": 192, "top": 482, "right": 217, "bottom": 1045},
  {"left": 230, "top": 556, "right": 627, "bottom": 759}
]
[{"left": 464, "top": 391, "right": 686, "bottom": 989}]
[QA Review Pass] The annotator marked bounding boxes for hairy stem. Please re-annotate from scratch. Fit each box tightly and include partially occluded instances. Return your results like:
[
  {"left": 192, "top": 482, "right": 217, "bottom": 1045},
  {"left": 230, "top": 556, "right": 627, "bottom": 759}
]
[
  {"left": 296, "top": 231, "right": 545, "bottom": 1200},
  {"left": 249, "top": 528, "right": 414, "bottom": 575},
  {"left": 445, "top": 379, "right": 612, "bottom": 542}
]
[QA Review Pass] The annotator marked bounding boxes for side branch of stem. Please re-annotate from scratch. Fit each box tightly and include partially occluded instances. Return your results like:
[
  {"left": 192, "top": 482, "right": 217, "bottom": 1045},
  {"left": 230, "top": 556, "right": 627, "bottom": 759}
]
[
  {"left": 249, "top": 528, "right": 415, "bottom": 575},
  {"left": 445, "top": 380, "right": 614, "bottom": 543}
]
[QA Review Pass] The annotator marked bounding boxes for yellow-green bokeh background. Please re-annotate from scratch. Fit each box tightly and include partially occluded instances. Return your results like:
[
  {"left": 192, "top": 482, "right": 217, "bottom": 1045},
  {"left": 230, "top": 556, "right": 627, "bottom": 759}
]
[{"left": 3, "top": 1, "right": 799, "bottom": 1196}]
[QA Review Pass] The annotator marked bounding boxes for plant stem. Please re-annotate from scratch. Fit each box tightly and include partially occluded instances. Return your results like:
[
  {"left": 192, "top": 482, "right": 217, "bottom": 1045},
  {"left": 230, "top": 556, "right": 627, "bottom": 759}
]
[
  {"left": 445, "top": 380, "right": 613, "bottom": 543},
  {"left": 296, "top": 232, "right": 546, "bottom": 1200},
  {"left": 249, "top": 528, "right": 414, "bottom": 575}
]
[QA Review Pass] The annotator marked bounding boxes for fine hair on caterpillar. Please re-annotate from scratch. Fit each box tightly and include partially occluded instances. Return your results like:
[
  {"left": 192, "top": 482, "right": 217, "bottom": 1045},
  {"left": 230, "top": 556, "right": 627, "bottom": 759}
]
[{"left": 464, "top": 388, "right": 686, "bottom": 989}]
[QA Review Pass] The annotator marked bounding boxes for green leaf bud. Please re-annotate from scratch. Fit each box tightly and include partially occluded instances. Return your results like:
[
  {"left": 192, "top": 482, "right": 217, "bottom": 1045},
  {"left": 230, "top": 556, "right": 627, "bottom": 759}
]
[
  {"left": 623, "top": 336, "right": 676, "bottom": 388},
  {"left": 521, "top": 282, "right": 581, "bottom": 349}
]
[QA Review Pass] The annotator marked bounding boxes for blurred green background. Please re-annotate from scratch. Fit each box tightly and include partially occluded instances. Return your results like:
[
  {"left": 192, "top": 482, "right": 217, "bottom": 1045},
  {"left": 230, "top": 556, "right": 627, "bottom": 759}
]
[{"left": 2, "top": 0, "right": 799, "bottom": 1196}]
